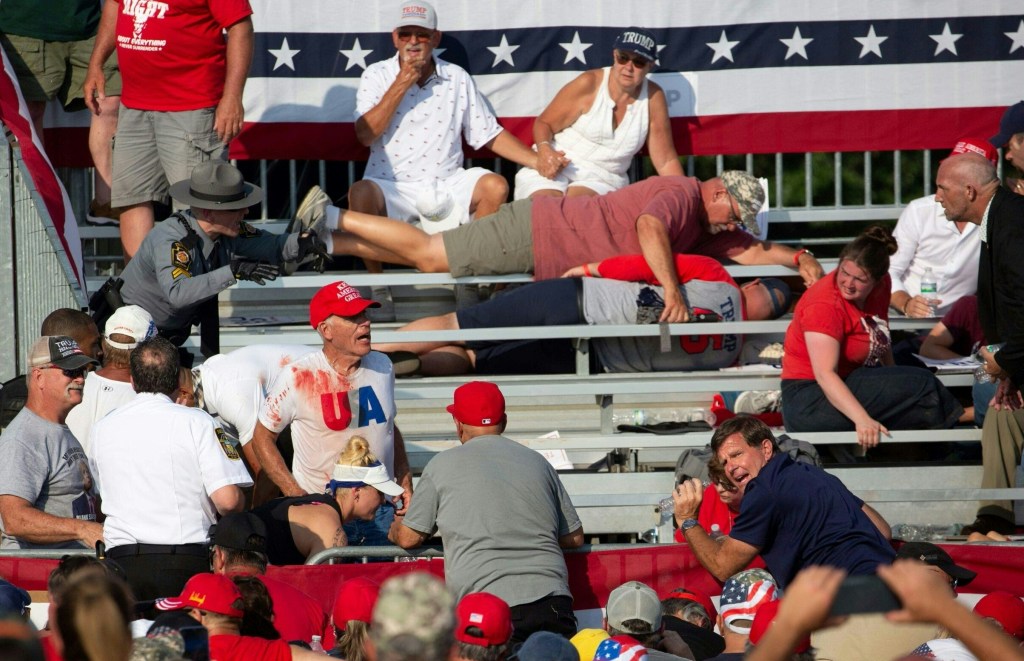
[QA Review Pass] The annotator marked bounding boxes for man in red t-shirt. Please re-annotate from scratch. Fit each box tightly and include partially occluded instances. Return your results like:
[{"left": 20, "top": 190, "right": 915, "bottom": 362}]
[
  {"left": 305, "top": 172, "right": 824, "bottom": 323},
  {"left": 210, "top": 512, "right": 329, "bottom": 645},
  {"left": 83, "top": 0, "right": 254, "bottom": 260}
]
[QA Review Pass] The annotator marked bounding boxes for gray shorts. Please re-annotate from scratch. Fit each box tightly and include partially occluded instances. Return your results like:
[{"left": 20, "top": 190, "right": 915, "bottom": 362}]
[
  {"left": 0, "top": 33, "right": 121, "bottom": 110},
  {"left": 111, "top": 106, "right": 227, "bottom": 208},
  {"left": 442, "top": 199, "right": 535, "bottom": 277}
]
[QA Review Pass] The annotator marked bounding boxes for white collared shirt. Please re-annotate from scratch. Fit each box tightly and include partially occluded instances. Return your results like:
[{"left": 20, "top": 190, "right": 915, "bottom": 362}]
[
  {"left": 888, "top": 195, "right": 980, "bottom": 315},
  {"left": 356, "top": 54, "right": 503, "bottom": 182}
]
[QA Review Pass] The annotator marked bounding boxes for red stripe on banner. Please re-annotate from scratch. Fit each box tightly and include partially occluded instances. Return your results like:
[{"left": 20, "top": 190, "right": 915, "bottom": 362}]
[
  {"left": 46, "top": 106, "right": 1008, "bottom": 166},
  {"left": 0, "top": 50, "right": 85, "bottom": 288}
]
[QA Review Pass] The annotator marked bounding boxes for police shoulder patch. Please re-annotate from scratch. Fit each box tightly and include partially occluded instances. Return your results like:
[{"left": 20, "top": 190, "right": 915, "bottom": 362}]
[
  {"left": 171, "top": 241, "right": 192, "bottom": 279},
  {"left": 238, "top": 221, "right": 259, "bottom": 238},
  {"left": 215, "top": 427, "right": 240, "bottom": 461}
]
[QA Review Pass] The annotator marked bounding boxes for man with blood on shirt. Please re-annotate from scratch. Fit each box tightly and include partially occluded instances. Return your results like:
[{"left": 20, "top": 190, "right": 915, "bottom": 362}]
[{"left": 251, "top": 282, "right": 410, "bottom": 547}]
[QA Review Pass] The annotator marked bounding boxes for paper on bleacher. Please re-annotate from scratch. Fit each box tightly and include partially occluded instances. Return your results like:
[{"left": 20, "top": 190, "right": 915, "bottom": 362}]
[
  {"left": 912, "top": 354, "right": 981, "bottom": 373},
  {"left": 534, "top": 431, "right": 574, "bottom": 470}
]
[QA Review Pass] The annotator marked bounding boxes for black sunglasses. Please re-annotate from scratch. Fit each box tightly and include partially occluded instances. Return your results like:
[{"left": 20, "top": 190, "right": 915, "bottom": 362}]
[
  {"left": 45, "top": 365, "right": 87, "bottom": 379},
  {"left": 615, "top": 50, "right": 652, "bottom": 68}
]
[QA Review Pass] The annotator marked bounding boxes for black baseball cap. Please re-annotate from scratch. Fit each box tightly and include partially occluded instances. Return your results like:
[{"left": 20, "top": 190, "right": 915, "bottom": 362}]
[
  {"left": 896, "top": 542, "right": 977, "bottom": 585},
  {"left": 210, "top": 512, "right": 267, "bottom": 554}
]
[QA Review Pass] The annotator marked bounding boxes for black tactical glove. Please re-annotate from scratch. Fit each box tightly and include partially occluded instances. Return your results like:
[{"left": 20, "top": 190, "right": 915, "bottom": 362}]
[
  {"left": 296, "top": 230, "right": 331, "bottom": 273},
  {"left": 230, "top": 257, "right": 279, "bottom": 285}
]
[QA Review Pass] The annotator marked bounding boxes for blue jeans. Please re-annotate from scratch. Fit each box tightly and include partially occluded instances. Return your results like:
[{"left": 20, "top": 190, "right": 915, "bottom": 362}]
[
  {"left": 342, "top": 502, "right": 395, "bottom": 548},
  {"left": 973, "top": 380, "right": 998, "bottom": 427},
  {"left": 781, "top": 366, "right": 963, "bottom": 432}
]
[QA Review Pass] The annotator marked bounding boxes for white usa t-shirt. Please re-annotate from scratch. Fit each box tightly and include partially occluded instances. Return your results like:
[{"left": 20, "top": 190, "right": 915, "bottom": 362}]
[{"left": 259, "top": 351, "right": 396, "bottom": 494}]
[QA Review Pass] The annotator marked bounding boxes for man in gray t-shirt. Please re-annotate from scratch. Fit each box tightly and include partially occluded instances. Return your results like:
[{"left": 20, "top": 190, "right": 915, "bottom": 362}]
[
  {"left": 389, "top": 382, "right": 584, "bottom": 645},
  {"left": 0, "top": 336, "right": 103, "bottom": 550}
]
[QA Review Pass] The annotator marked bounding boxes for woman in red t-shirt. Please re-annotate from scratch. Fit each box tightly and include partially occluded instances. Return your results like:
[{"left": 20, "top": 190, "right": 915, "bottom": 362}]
[{"left": 780, "top": 226, "right": 963, "bottom": 448}]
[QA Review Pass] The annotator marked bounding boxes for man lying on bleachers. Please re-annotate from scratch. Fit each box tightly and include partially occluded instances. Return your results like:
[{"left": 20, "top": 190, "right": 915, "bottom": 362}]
[
  {"left": 297, "top": 171, "right": 824, "bottom": 324},
  {"left": 371, "top": 254, "right": 791, "bottom": 376}
]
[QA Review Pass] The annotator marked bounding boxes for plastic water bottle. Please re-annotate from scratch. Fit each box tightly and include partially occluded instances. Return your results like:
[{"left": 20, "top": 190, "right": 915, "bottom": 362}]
[
  {"left": 973, "top": 343, "right": 1006, "bottom": 384},
  {"left": 309, "top": 635, "right": 325, "bottom": 653},
  {"left": 919, "top": 267, "right": 938, "bottom": 316},
  {"left": 612, "top": 408, "right": 716, "bottom": 427}
]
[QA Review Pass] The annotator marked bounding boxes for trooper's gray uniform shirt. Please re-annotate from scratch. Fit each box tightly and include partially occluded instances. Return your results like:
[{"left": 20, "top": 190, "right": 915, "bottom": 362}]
[{"left": 120, "top": 211, "right": 297, "bottom": 333}]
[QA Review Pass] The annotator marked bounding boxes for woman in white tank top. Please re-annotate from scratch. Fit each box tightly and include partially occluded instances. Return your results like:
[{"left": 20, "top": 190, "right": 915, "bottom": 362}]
[{"left": 514, "top": 27, "right": 684, "bottom": 200}]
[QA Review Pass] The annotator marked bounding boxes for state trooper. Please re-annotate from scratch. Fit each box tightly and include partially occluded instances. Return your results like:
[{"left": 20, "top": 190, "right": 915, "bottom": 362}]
[{"left": 114, "top": 161, "right": 329, "bottom": 359}]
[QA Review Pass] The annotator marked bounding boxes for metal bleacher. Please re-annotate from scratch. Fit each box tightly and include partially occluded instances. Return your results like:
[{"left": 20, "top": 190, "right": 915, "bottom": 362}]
[{"left": 67, "top": 163, "right": 1000, "bottom": 539}]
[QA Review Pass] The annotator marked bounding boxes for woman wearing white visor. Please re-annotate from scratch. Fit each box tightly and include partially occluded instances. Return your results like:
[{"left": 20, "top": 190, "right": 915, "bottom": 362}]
[{"left": 249, "top": 436, "right": 404, "bottom": 564}]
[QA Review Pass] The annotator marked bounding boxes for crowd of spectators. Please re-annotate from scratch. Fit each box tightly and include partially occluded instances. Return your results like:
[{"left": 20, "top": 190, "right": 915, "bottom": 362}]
[{"left": 4, "top": 0, "right": 1024, "bottom": 659}]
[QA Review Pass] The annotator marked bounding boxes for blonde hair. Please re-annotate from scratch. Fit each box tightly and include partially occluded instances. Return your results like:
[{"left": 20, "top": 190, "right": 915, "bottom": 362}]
[
  {"left": 336, "top": 620, "right": 371, "bottom": 661},
  {"left": 55, "top": 573, "right": 133, "bottom": 661},
  {"left": 337, "top": 435, "right": 378, "bottom": 468}
]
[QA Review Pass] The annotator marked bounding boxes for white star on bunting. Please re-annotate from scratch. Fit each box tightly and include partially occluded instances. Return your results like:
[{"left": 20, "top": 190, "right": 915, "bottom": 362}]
[
  {"left": 340, "top": 37, "right": 373, "bottom": 71},
  {"left": 269, "top": 37, "right": 300, "bottom": 71},
  {"left": 929, "top": 22, "right": 963, "bottom": 56},
  {"left": 854, "top": 25, "right": 888, "bottom": 59},
  {"left": 780, "top": 27, "right": 813, "bottom": 60},
  {"left": 559, "top": 31, "right": 592, "bottom": 65},
  {"left": 487, "top": 34, "right": 520, "bottom": 68},
  {"left": 1006, "top": 20, "right": 1024, "bottom": 54},
  {"left": 706, "top": 30, "right": 739, "bottom": 64}
]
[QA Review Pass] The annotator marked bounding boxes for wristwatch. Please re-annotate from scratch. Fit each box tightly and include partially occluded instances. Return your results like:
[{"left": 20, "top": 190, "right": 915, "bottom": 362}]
[{"left": 680, "top": 518, "right": 700, "bottom": 531}]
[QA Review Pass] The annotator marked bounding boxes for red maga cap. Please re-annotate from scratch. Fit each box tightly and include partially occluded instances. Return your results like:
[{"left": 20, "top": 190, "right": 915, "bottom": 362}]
[
  {"left": 309, "top": 281, "right": 380, "bottom": 328},
  {"left": 332, "top": 577, "right": 380, "bottom": 630},
  {"left": 154, "top": 573, "right": 243, "bottom": 618},
  {"left": 949, "top": 137, "right": 998, "bottom": 165}
]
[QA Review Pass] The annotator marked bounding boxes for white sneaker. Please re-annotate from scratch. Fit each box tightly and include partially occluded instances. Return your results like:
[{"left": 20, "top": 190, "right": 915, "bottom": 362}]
[
  {"left": 734, "top": 390, "right": 782, "bottom": 414},
  {"left": 290, "top": 185, "right": 331, "bottom": 234},
  {"left": 367, "top": 286, "right": 396, "bottom": 323}
]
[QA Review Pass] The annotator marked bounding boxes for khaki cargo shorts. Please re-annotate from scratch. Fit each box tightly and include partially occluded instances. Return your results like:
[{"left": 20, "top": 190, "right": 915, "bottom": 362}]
[
  {"left": 442, "top": 199, "right": 535, "bottom": 277},
  {"left": 0, "top": 33, "right": 121, "bottom": 111}
]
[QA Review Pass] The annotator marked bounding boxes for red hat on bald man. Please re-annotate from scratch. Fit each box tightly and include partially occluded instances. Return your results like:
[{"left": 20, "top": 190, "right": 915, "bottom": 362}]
[
  {"left": 949, "top": 137, "right": 998, "bottom": 165},
  {"left": 309, "top": 281, "right": 380, "bottom": 328},
  {"left": 447, "top": 381, "right": 505, "bottom": 426}
]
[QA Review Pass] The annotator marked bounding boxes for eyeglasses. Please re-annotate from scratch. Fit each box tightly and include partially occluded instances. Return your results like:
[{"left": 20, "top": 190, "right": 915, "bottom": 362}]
[
  {"left": 43, "top": 365, "right": 87, "bottom": 379},
  {"left": 615, "top": 50, "right": 652, "bottom": 68},
  {"left": 726, "top": 193, "right": 743, "bottom": 226},
  {"left": 396, "top": 29, "right": 434, "bottom": 42}
]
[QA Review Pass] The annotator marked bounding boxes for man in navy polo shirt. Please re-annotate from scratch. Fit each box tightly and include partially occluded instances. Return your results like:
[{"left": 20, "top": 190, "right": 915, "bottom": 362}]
[{"left": 671, "top": 416, "right": 894, "bottom": 589}]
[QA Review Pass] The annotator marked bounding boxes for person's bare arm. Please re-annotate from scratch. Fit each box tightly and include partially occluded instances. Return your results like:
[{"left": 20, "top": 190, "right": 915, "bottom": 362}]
[
  {"left": 392, "top": 426, "right": 413, "bottom": 515},
  {"left": 486, "top": 130, "right": 565, "bottom": 178},
  {"left": 636, "top": 214, "right": 688, "bottom": 322},
  {"left": 672, "top": 478, "right": 759, "bottom": 580},
  {"left": 290, "top": 504, "right": 346, "bottom": 560},
  {"left": 559, "top": 526, "right": 584, "bottom": 549},
  {"left": 879, "top": 560, "right": 1024, "bottom": 661},
  {"left": 355, "top": 56, "right": 425, "bottom": 145},
  {"left": 731, "top": 240, "right": 825, "bottom": 286},
  {"left": 919, "top": 322, "right": 964, "bottom": 360},
  {"left": 209, "top": 485, "right": 245, "bottom": 516},
  {"left": 0, "top": 495, "right": 103, "bottom": 548},
  {"left": 83, "top": 0, "right": 119, "bottom": 113},
  {"left": 806, "top": 331, "right": 890, "bottom": 448},
  {"left": 645, "top": 83, "right": 684, "bottom": 176},
  {"left": 251, "top": 422, "right": 306, "bottom": 497},
  {"left": 532, "top": 70, "right": 598, "bottom": 144},
  {"left": 861, "top": 503, "right": 891, "bottom": 540},
  {"left": 745, "top": 566, "right": 848, "bottom": 661},
  {"left": 388, "top": 521, "right": 430, "bottom": 549},
  {"left": 215, "top": 17, "right": 254, "bottom": 143}
]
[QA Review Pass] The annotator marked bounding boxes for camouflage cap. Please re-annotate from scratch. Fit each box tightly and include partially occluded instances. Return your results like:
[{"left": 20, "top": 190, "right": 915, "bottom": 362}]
[
  {"left": 129, "top": 631, "right": 186, "bottom": 661},
  {"left": 719, "top": 170, "right": 765, "bottom": 234},
  {"left": 372, "top": 572, "right": 455, "bottom": 659}
]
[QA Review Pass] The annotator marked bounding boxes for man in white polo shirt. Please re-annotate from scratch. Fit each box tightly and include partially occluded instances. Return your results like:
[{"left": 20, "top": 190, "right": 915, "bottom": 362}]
[
  {"left": 330, "top": 0, "right": 558, "bottom": 319},
  {"left": 90, "top": 336, "right": 250, "bottom": 601}
]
